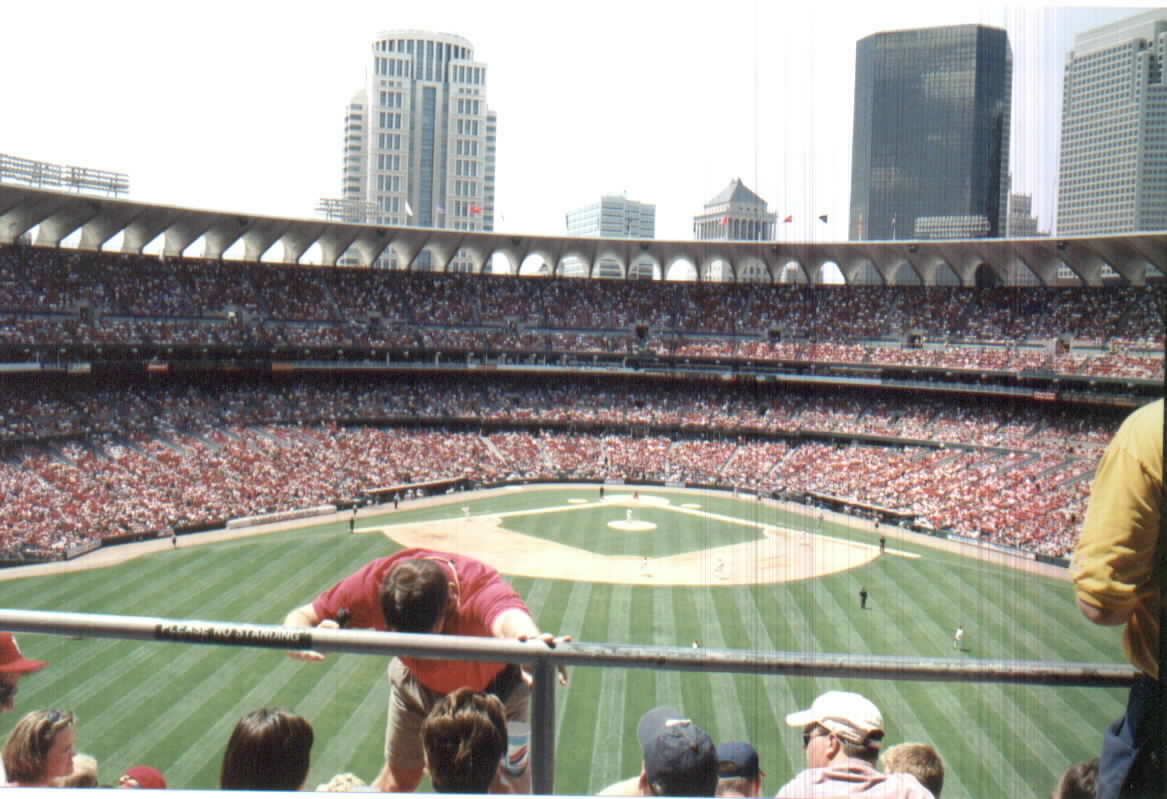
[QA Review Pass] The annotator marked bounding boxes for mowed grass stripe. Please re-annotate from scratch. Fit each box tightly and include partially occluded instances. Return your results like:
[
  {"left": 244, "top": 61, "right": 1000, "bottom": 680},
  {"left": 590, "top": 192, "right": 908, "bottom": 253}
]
[
  {"left": 696, "top": 587, "right": 748, "bottom": 743},
  {"left": 588, "top": 584, "right": 633, "bottom": 793},
  {"left": 550, "top": 579, "right": 594, "bottom": 748},
  {"left": 729, "top": 585, "right": 803, "bottom": 781},
  {"left": 557, "top": 578, "right": 614, "bottom": 794},
  {"left": 289, "top": 651, "right": 390, "bottom": 787},
  {"left": 648, "top": 586, "right": 684, "bottom": 704}
]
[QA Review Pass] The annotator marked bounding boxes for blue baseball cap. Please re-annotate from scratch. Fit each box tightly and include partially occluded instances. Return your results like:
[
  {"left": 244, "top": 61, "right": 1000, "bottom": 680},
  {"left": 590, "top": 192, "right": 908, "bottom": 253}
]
[
  {"left": 717, "top": 741, "right": 763, "bottom": 779},
  {"left": 637, "top": 707, "right": 718, "bottom": 797}
]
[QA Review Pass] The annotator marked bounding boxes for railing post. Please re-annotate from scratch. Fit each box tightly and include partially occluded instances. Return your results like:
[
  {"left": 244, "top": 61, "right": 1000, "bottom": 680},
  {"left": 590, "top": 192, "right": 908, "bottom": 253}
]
[{"left": 530, "top": 656, "right": 556, "bottom": 794}]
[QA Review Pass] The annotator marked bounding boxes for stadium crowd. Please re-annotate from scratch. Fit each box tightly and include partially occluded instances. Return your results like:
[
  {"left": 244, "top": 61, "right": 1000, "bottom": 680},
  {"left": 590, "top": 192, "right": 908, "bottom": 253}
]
[
  {"left": 0, "top": 244, "right": 1162, "bottom": 380},
  {"left": 0, "top": 376, "right": 1119, "bottom": 562}
]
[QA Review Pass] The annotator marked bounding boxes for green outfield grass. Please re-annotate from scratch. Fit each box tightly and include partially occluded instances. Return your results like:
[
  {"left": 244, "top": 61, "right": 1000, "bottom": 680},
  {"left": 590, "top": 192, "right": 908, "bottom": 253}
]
[{"left": 0, "top": 487, "right": 1125, "bottom": 797}]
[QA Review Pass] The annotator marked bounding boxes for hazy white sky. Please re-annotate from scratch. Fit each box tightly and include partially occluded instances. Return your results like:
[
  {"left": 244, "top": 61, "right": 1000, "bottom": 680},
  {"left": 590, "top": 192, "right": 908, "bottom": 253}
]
[{"left": 0, "top": 1, "right": 1150, "bottom": 242}]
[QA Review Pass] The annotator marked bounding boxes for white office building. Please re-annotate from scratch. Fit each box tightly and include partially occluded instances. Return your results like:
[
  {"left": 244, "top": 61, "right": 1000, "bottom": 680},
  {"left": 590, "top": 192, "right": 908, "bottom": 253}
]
[
  {"left": 565, "top": 195, "right": 655, "bottom": 239},
  {"left": 1056, "top": 9, "right": 1167, "bottom": 235},
  {"left": 561, "top": 195, "right": 656, "bottom": 278},
  {"left": 323, "top": 31, "right": 496, "bottom": 268}
]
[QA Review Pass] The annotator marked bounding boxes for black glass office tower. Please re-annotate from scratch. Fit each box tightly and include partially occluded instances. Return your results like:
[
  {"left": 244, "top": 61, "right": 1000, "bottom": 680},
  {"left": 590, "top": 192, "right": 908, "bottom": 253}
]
[{"left": 849, "top": 25, "right": 1012, "bottom": 241}]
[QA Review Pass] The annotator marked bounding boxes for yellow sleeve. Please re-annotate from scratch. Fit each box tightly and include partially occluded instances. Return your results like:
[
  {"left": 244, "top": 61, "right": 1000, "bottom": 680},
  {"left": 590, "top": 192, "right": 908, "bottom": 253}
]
[{"left": 1072, "top": 402, "right": 1162, "bottom": 620}]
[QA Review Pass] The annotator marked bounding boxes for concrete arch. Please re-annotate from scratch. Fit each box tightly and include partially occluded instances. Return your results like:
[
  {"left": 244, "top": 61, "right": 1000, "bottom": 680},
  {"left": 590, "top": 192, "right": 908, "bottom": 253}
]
[
  {"left": 972, "top": 263, "right": 1002, "bottom": 287},
  {"left": 486, "top": 252, "right": 514, "bottom": 274},
  {"left": 915, "top": 256, "right": 961, "bottom": 286},
  {"left": 556, "top": 250, "right": 591, "bottom": 278},
  {"left": 886, "top": 261, "right": 922, "bottom": 286},
  {"left": 737, "top": 256, "right": 771, "bottom": 283},
  {"left": 701, "top": 257, "right": 734, "bottom": 282},
  {"left": 778, "top": 260, "right": 808, "bottom": 284},
  {"left": 446, "top": 247, "right": 479, "bottom": 273},
  {"left": 180, "top": 234, "right": 208, "bottom": 260},
  {"left": 519, "top": 253, "right": 552, "bottom": 276},
  {"left": 477, "top": 248, "right": 518, "bottom": 275},
  {"left": 665, "top": 257, "right": 698, "bottom": 281},
  {"left": 627, "top": 255, "right": 660, "bottom": 280},
  {"left": 818, "top": 261, "right": 847, "bottom": 285},
  {"left": 300, "top": 242, "right": 325, "bottom": 266}
]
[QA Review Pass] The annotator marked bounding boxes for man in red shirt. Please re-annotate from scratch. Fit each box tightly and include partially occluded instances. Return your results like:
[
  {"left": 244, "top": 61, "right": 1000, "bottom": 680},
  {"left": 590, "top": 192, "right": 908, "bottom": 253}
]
[{"left": 284, "top": 548, "right": 567, "bottom": 793}]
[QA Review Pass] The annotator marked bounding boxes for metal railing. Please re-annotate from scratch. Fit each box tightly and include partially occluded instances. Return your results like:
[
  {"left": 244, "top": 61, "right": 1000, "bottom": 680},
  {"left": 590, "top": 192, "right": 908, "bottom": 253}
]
[{"left": 0, "top": 609, "right": 1137, "bottom": 794}]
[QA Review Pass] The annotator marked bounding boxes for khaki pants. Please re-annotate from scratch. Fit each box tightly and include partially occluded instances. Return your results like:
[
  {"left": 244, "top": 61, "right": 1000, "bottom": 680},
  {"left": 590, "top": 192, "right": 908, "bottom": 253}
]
[{"left": 384, "top": 657, "right": 532, "bottom": 791}]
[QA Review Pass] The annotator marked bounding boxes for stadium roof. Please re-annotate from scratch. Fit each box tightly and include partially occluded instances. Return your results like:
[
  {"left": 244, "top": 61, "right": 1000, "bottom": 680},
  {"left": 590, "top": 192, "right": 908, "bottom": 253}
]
[{"left": 1, "top": 184, "right": 1163, "bottom": 286}]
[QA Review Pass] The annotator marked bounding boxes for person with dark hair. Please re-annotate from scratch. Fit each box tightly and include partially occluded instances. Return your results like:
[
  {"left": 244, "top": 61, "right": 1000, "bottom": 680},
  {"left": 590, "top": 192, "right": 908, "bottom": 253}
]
[
  {"left": 1072, "top": 399, "right": 1162, "bottom": 799},
  {"left": 881, "top": 743, "right": 944, "bottom": 798},
  {"left": 219, "top": 708, "right": 313, "bottom": 791},
  {"left": 284, "top": 547, "right": 568, "bottom": 793},
  {"left": 422, "top": 688, "right": 508, "bottom": 793},
  {"left": 777, "top": 692, "right": 933, "bottom": 798},
  {"left": 2, "top": 709, "right": 76, "bottom": 787},
  {"left": 1050, "top": 758, "right": 1098, "bottom": 799}
]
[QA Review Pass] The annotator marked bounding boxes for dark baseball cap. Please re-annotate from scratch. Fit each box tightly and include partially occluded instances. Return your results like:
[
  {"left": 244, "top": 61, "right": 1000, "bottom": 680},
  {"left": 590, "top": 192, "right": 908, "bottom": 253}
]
[
  {"left": 717, "top": 741, "right": 763, "bottom": 779},
  {"left": 637, "top": 707, "right": 718, "bottom": 797}
]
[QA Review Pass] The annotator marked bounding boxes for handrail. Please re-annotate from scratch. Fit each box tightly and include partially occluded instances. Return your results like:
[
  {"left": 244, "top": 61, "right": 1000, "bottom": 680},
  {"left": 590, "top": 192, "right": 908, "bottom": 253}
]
[{"left": 0, "top": 609, "right": 1138, "bottom": 793}]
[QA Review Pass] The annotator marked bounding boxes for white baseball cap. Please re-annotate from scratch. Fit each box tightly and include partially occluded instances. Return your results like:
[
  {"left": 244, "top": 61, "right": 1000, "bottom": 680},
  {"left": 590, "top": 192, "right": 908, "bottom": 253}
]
[{"left": 785, "top": 691, "right": 884, "bottom": 745}]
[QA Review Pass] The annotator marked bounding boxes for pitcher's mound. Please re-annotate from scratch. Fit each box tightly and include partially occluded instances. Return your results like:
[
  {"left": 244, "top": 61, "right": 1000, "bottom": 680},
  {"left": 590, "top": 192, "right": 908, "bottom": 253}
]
[{"left": 608, "top": 520, "right": 657, "bottom": 532}]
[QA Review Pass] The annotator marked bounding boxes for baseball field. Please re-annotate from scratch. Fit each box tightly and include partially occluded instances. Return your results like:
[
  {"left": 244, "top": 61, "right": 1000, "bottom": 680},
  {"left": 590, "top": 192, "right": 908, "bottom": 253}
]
[{"left": 0, "top": 485, "right": 1125, "bottom": 798}]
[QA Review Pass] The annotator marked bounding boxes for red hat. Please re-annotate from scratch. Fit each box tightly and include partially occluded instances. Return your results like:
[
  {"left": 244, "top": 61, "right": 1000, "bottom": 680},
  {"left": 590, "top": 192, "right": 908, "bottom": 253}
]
[
  {"left": 120, "top": 766, "right": 167, "bottom": 789},
  {"left": 0, "top": 633, "right": 46, "bottom": 674}
]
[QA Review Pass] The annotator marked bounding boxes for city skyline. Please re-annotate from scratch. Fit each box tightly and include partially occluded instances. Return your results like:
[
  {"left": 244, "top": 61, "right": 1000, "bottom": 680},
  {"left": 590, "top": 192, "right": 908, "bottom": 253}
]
[{"left": 0, "top": 1, "right": 1150, "bottom": 255}]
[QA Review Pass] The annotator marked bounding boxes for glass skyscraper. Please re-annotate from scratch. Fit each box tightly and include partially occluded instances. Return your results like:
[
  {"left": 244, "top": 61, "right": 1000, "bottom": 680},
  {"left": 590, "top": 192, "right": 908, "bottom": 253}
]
[{"left": 849, "top": 25, "right": 1012, "bottom": 242}]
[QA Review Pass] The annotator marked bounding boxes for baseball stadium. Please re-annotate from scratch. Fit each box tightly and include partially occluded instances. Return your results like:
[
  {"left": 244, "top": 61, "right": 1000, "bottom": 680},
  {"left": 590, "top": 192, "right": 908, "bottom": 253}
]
[{"left": 0, "top": 178, "right": 1162, "bottom": 799}]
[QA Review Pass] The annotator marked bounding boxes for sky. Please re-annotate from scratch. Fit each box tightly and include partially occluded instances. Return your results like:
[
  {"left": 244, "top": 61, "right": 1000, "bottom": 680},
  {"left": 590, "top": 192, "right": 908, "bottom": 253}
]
[{"left": 0, "top": 1, "right": 1154, "bottom": 246}]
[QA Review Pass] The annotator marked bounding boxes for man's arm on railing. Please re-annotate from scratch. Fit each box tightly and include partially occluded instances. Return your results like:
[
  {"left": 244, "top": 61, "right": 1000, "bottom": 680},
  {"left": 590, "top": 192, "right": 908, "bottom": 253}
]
[
  {"left": 284, "top": 603, "right": 337, "bottom": 662},
  {"left": 491, "top": 608, "right": 571, "bottom": 685}
]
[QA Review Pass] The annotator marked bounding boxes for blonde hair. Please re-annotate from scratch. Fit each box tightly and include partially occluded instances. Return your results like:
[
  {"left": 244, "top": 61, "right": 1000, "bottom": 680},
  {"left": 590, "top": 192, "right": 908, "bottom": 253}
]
[
  {"left": 52, "top": 753, "right": 98, "bottom": 788},
  {"left": 882, "top": 742, "right": 944, "bottom": 798},
  {"left": 315, "top": 772, "right": 371, "bottom": 792},
  {"left": 2, "top": 709, "right": 76, "bottom": 786}
]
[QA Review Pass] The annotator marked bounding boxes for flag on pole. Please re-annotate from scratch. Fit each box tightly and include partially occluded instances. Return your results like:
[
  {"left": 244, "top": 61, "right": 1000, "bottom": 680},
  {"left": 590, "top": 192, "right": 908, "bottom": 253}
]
[
  {"left": 469, "top": 204, "right": 482, "bottom": 215},
  {"left": 405, "top": 200, "right": 414, "bottom": 217},
  {"left": 818, "top": 214, "right": 829, "bottom": 223},
  {"left": 783, "top": 215, "right": 793, "bottom": 223},
  {"left": 719, "top": 216, "right": 729, "bottom": 225}
]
